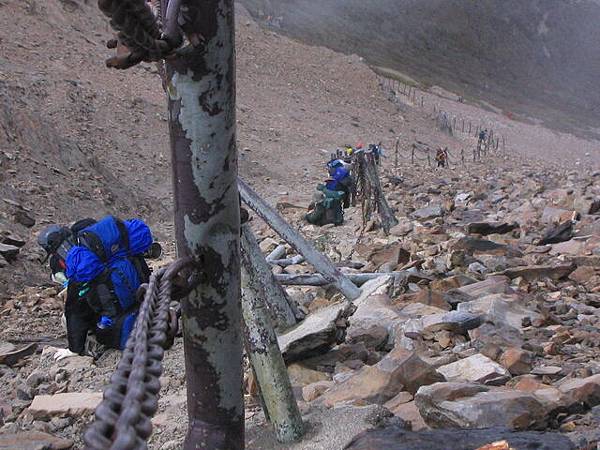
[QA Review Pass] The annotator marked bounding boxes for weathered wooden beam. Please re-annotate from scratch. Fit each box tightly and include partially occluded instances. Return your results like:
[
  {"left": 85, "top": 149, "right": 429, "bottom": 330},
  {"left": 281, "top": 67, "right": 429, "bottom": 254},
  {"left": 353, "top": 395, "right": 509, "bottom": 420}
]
[
  {"left": 241, "top": 225, "right": 300, "bottom": 329},
  {"left": 269, "top": 255, "right": 305, "bottom": 267},
  {"left": 238, "top": 178, "right": 361, "bottom": 300},
  {"left": 241, "top": 264, "right": 304, "bottom": 443},
  {"left": 274, "top": 272, "right": 412, "bottom": 287},
  {"left": 266, "top": 244, "right": 287, "bottom": 262}
]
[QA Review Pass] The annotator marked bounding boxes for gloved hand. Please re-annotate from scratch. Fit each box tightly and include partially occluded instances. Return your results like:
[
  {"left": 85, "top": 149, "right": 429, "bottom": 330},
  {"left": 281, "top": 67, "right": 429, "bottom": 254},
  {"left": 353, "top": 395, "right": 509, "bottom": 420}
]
[{"left": 53, "top": 348, "right": 77, "bottom": 361}]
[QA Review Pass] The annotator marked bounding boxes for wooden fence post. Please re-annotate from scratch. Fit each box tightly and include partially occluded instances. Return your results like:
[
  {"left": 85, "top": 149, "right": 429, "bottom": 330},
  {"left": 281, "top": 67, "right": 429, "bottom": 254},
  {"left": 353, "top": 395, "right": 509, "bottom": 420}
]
[
  {"left": 241, "top": 235, "right": 304, "bottom": 443},
  {"left": 241, "top": 226, "right": 300, "bottom": 330}
]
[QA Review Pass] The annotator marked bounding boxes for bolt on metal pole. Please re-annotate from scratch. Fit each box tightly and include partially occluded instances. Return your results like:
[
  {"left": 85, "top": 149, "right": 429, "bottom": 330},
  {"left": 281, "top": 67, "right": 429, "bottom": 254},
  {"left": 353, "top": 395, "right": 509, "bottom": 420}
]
[{"left": 165, "top": 0, "right": 243, "bottom": 448}]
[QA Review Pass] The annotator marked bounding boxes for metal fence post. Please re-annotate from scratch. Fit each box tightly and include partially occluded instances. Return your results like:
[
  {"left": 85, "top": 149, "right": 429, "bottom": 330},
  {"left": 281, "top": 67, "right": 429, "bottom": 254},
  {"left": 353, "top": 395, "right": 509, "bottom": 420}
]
[{"left": 166, "top": 0, "right": 244, "bottom": 448}]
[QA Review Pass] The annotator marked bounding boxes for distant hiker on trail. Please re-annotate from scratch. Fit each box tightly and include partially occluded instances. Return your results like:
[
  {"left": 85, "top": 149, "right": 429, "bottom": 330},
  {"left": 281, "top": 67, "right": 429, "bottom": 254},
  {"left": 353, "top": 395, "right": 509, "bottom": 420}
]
[
  {"left": 38, "top": 215, "right": 163, "bottom": 360},
  {"left": 435, "top": 147, "right": 448, "bottom": 168},
  {"left": 343, "top": 144, "right": 355, "bottom": 159},
  {"left": 368, "top": 143, "right": 384, "bottom": 165},
  {"left": 478, "top": 129, "right": 487, "bottom": 145}
]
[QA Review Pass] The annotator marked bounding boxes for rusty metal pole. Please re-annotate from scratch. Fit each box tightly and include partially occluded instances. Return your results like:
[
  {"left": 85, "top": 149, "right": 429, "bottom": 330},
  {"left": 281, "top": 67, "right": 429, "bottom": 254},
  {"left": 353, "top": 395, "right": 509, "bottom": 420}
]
[{"left": 165, "top": 0, "right": 244, "bottom": 448}]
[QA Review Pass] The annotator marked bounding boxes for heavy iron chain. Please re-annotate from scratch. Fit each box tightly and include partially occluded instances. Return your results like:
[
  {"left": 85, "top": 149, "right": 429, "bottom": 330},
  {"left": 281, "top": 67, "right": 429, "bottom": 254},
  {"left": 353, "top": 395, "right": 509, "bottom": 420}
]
[
  {"left": 83, "top": 258, "right": 195, "bottom": 450},
  {"left": 98, "top": 0, "right": 183, "bottom": 69}
]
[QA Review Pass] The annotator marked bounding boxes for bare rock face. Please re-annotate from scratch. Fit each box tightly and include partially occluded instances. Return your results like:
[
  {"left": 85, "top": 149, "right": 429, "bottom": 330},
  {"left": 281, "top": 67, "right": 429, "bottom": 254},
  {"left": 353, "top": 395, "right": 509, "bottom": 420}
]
[
  {"left": 415, "top": 382, "right": 548, "bottom": 430},
  {"left": 321, "top": 348, "right": 444, "bottom": 407},
  {"left": 436, "top": 354, "right": 511, "bottom": 385}
]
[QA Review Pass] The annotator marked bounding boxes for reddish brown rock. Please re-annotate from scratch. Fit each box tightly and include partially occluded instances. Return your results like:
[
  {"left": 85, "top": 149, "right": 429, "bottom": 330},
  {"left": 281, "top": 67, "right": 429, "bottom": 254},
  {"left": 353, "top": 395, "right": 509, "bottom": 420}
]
[
  {"left": 499, "top": 348, "right": 533, "bottom": 376},
  {"left": 321, "top": 348, "right": 444, "bottom": 407}
]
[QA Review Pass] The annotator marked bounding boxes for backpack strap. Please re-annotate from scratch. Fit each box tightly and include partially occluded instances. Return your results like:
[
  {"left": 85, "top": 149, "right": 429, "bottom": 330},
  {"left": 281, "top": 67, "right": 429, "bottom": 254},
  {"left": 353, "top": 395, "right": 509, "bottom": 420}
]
[
  {"left": 79, "top": 231, "right": 107, "bottom": 262},
  {"left": 114, "top": 218, "right": 130, "bottom": 254}
]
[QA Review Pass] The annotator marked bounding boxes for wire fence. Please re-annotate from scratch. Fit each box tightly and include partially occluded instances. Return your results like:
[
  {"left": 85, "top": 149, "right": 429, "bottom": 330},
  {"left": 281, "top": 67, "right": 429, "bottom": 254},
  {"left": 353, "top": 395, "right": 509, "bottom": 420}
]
[{"left": 377, "top": 75, "right": 508, "bottom": 157}]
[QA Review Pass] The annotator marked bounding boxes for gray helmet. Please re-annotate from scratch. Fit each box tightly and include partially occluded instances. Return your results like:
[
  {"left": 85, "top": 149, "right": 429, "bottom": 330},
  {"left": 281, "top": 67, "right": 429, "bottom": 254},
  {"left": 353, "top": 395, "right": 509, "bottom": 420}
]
[{"left": 37, "top": 225, "right": 73, "bottom": 263}]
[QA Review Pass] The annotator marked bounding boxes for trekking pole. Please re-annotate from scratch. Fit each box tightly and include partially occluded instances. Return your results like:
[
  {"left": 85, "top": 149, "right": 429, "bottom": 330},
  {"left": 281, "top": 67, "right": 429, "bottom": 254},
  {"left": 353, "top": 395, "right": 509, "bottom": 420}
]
[
  {"left": 166, "top": 1, "right": 244, "bottom": 447},
  {"left": 411, "top": 144, "right": 415, "bottom": 165}
]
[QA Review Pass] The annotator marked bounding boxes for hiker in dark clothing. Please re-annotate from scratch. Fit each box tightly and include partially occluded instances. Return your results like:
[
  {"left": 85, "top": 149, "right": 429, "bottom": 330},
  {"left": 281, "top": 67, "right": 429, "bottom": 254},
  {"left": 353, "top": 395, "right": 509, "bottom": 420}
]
[
  {"left": 435, "top": 147, "right": 448, "bottom": 168},
  {"left": 38, "top": 216, "right": 160, "bottom": 359}
]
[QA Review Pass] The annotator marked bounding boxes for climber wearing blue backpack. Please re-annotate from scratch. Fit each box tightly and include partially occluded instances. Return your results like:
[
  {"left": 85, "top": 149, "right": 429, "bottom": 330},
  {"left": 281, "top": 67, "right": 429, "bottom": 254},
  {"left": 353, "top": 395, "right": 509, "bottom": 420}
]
[{"left": 39, "top": 215, "right": 161, "bottom": 359}]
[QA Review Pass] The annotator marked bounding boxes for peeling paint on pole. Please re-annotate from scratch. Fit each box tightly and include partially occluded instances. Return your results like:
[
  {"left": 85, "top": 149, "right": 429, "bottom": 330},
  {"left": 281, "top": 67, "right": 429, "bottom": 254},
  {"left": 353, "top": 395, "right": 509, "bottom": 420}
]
[{"left": 166, "top": 0, "right": 243, "bottom": 448}]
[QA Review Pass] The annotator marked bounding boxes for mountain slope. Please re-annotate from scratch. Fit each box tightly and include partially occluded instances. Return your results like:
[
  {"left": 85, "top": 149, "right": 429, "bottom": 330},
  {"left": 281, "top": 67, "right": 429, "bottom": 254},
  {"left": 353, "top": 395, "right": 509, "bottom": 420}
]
[{"left": 239, "top": 0, "right": 600, "bottom": 138}]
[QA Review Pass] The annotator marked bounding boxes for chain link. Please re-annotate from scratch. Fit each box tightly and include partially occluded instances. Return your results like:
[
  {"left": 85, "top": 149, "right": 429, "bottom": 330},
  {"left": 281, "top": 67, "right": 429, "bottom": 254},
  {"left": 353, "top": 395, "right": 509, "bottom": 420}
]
[
  {"left": 83, "top": 258, "right": 194, "bottom": 450},
  {"left": 99, "top": 0, "right": 182, "bottom": 69}
]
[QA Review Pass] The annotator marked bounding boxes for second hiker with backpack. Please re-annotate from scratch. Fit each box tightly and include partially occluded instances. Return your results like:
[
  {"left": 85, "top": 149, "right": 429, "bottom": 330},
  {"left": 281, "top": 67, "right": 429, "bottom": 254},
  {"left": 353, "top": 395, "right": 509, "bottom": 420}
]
[{"left": 38, "top": 215, "right": 163, "bottom": 360}]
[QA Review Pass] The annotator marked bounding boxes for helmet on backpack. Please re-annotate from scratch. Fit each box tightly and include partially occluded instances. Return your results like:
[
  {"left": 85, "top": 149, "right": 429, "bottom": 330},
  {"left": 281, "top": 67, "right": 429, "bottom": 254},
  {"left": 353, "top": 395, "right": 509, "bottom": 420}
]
[{"left": 37, "top": 225, "right": 74, "bottom": 264}]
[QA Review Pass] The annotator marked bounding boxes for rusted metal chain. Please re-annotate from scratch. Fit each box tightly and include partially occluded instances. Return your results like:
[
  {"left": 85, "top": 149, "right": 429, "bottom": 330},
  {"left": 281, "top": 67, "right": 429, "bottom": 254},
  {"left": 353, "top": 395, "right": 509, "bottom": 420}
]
[
  {"left": 83, "top": 258, "right": 196, "bottom": 450},
  {"left": 98, "top": 0, "right": 183, "bottom": 69}
]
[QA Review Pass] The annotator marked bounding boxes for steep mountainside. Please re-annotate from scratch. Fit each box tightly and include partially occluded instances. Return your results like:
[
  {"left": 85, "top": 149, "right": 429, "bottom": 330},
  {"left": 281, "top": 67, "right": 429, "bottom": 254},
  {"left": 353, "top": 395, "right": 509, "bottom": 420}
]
[{"left": 239, "top": 0, "right": 600, "bottom": 139}]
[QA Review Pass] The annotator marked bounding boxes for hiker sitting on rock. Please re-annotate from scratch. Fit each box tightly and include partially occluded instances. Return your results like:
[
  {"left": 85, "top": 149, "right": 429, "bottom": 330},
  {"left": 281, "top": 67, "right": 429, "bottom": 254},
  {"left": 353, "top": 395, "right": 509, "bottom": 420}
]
[
  {"left": 38, "top": 216, "right": 161, "bottom": 360},
  {"left": 305, "top": 185, "right": 345, "bottom": 227}
]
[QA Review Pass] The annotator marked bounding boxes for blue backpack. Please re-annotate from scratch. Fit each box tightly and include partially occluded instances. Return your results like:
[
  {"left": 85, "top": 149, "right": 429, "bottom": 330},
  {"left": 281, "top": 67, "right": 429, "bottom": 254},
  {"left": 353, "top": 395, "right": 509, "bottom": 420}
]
[{"left": 66, "top": 216, "right": 153, "bottom": 349}]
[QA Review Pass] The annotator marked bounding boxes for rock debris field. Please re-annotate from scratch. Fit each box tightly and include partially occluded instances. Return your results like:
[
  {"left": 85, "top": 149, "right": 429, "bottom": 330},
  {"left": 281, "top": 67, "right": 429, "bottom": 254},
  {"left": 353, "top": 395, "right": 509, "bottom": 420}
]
[{"left": 2, "top": 147, "right": 600, "bottom": 449}]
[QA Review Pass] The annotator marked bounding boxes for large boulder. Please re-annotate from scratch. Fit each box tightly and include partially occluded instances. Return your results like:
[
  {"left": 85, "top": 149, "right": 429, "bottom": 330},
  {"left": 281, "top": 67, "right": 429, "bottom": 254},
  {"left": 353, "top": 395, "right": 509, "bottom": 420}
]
[
  {"left": 415, "top": 382, "right": 548, "bottom": 430},
  {"left": 287, "top": 363, "right": 330, "bottom": 387},
  {"left": 457, "top": 294, "right": 540, "bottom": 330},
  {"left": 498, "top": 264, "right": 576, "bottom": 281},
  {"left": 278, "top": 301, "right": 355, "bottom": 362},
  {"left": 321, "top": 347, "right": 444, "bottom": 407},
  {"left": 0, "top": 432, "right": 74, "bottom": 450},
  {"left": 0, "top": 243, "right": 19, "bottom": 262},
  {"left": 28, "top": 392, "right": 102, "bottom": 419},
  {"left": 412, "top": 205, "right": 444, "bottom": 221},
  {"left": 499, "top": 348, "right": 533, "bottom": 376},
  {"left": 450, "top": 238, "right": 521, "bottom": 257},
  {"left": 346, "top": 277, "right": 404, "bottom": 350},
  {"left": 436, "top": 354, "right": 510, "bottom": 385},
  {"left": 404, "top": 311, "right": 482, "bottom": 339},
  {"left": 399, "top": 290, "right": 452, "bottom": 311},
  {"left": 452, "top": 275, "right": 512, "bottom": 298},
  {"left": 344, "top": 426, "right": 575, "bottom": 450},
  {"left": 466, "top": 222, "right": 519, "bottom": 236},
  {"left": 367, "top": 242, "right": 410, "bottom": 269},
  {"left": 558, "top": 374, "right": 600, "bottom": 408}
]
